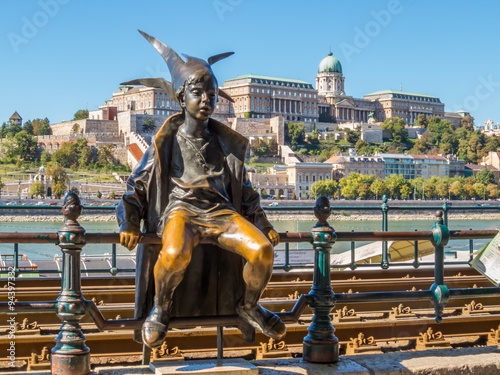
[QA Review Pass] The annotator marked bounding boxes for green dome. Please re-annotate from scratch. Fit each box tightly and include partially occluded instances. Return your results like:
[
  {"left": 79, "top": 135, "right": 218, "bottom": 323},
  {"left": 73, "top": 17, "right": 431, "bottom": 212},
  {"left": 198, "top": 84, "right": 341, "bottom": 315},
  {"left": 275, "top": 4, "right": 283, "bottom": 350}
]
[
  {"left": 39, "top": 165, "right": 46, "bottom": 172},
  {"left": 318, "top": 52, "right": 342, "bottom": 74}
]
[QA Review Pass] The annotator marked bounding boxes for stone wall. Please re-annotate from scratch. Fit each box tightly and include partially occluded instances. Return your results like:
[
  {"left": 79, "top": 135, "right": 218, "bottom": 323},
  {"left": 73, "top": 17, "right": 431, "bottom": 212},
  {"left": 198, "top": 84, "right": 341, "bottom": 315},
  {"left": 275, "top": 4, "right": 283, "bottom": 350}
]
[
  {"left": 361, "top": 129, "right": 383, "bottom": 143},
  {"left": 50, "top": 119, "right": 118, "bottom": 135},
  {"left": 37, "top": 133, "right": 123, "bottom": 145},
  {"left": 407, "top": 126, "right": 426, "bottom": 139},
  {"left": 117, "top": 111, "right": 174, "bottom": 137}
]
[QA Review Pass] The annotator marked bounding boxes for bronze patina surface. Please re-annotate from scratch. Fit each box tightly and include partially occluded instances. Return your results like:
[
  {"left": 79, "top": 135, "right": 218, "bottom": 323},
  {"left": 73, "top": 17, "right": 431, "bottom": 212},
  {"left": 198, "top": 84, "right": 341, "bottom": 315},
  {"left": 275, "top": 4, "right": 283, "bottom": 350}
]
[{"left": 116, "top": 30, "right": 285, "bottom": 349}]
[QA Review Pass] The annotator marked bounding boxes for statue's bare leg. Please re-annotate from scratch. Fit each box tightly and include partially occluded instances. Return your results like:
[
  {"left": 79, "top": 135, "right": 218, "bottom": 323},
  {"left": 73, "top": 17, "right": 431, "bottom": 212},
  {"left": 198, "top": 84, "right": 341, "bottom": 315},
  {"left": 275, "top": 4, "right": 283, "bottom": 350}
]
[
  {"left": 217, "top": 215, "right": 286, "bottom": 340},
  {"left": 142, "top": 215, "right": 199, "bottom": 348}
]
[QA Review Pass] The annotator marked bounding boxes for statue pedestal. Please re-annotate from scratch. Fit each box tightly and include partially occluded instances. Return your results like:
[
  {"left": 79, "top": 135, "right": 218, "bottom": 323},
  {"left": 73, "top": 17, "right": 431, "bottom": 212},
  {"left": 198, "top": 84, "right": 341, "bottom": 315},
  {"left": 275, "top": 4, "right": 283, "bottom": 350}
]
[{"left": 150, "top": 358, "right": 258, "bottom": 375}]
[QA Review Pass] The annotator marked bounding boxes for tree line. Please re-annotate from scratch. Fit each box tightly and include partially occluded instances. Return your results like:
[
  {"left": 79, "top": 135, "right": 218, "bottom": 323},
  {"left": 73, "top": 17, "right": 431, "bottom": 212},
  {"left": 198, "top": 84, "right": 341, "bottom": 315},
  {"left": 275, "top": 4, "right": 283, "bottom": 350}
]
[
  {"left": 305, "top": 168, "right": 499, "bottom": 200},
  {"left": 0, "top": 110, "right": 128, "bottom": 172},
  {"left": 280, "top": 114, "right": 499, "bottom": 166}
]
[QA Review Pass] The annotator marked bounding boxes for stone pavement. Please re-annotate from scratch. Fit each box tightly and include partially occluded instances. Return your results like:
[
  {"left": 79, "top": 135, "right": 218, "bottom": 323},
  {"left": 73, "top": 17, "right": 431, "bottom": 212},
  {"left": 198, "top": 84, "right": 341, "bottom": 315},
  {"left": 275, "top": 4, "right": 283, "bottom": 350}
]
[{"left": 15, "top": 346, "right": 500, "bottom": 374}]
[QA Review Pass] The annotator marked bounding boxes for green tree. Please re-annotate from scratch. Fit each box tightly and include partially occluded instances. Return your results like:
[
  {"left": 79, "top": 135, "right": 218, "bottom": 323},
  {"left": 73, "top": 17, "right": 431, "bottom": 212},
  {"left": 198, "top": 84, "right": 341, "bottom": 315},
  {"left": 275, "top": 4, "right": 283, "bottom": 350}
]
[
  {"left": 355, "top": 139, "right": 369, "bottom": 154},
  {"left": 0, "top": 123, "right": 8, "bottom": 138},
  {"left": 476, "top": 168, "right": 495, "bottom": 185},
  {"left": 487, "top": 183, "right": 500, "bottom": 199},
  {"left": 340, "top": 173, "right": 362, "bottom": 199},
  {"left": 75, "top": 138, "right": 93, "bottom": 168},
  {"left": 436, "top": 179, "right": 450, "bottom": 199},
  {"left": 427, "top": 118, "right": 455, "bottom": 144},
  {"left": 73, "top": 109, "right": 89, "bottom": 120},
  {"left": 385, "top": 174, "right": 407, "bottom": 199},
  {"left": 71, "top": 123, "right": 80, "bottom": 133},
  {"left": 23, "top": 120, "right": 34, "bottom": 134},
  {"left": 285, "top": 122, "right": 306, "bottom": 148},
  {"left": 474, "top": 182, "right": 486, "bottom": 200},
  {"left": 311, "top": 180, "right": 337, "bottom": 199},
  {"left": 370, "top": 178, "right": 388, "bottom": 200},
  {"left": 142, "top": 117, "right": 157, "bottom": 133},
  {"left": 250, "top": 138, "right": 270, "bottom": 157},
  {"left": 52, "top": 142, "right": 78, "bottom": 167},
  {"left": 400, "top": 184, "right": 412, "bottom": 200},
  {"left": 483, "top": 136, "right": 500, "bottom": 154},
  {"left": 52, "top": 181, "right": 65, "bottom": 199},
  {"left": 261, "top": 189, "right": 268, "bottom": 199},
  {"left": 308, "top": 129, "right": 320, "bottom": 147},
  {"left": 32, "top": 118, "right": 51, "bottom": 136},
  {"left": 413, "top": 114, "right": 430, "bottom": 128},
  {"left": 382, "top": 117, "right": 408, "bottom": 144},
  {"left": 357, "top": 183, "right": 371, "bottom": 199},
  {"left": 30, "top": 181, "right": 45, "bottom": 197},
  {"left": 440, "top": 131, "right": 458, "bottom": 154},
  {"left": 96, "top": 190, "right": 102, "bottom": 199},
  {"left": 344, "top": 128, "right": 360, "bottom": 144},
  {"left": 47, "top": 165, "right": 67, "bottom": 196},
  {"left": 410, "top": 138, "right": 430, "bottom": 154},
  {"left": 98, "top": 144, "right": 116, "bottom": 165},
  {"left": 8, "top": 120, "right": 22, "bottom": 135},
  {"left": 450, "top": 180, "right": 465, "bottom": 200},
  {"left": 464, "top": 183, "right": 475, "bottom": 199},
  {"left": 460, "top": 114, "right": 474, "bottom": 131},
  {"left": 14, "top": 131, "right": 37, "bottom": 161}
]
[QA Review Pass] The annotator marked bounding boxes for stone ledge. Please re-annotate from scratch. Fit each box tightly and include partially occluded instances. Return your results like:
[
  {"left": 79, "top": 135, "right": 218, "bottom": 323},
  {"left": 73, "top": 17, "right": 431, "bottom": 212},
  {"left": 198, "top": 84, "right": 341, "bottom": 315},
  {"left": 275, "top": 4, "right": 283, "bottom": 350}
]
[{"left": 20, "top": 346, "right": 500, "bottom": 375}]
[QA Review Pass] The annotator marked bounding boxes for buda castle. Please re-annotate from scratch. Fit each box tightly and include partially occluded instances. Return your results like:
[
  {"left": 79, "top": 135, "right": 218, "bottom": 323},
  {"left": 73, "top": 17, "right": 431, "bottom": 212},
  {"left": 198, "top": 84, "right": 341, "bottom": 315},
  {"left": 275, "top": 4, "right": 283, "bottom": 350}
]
[{"left": 41, "top": 51, "right": 467, "bottom": 169}]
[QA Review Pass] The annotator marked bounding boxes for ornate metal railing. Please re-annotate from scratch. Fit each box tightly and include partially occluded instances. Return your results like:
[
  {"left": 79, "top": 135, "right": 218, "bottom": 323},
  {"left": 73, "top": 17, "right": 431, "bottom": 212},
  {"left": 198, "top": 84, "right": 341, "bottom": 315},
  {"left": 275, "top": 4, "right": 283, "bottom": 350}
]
[
  {"left": 1, "top": 196, "right": 500, "bottom": 373},
  {"left": 1, "top": 196, "right": 498, "bottom": 275}
]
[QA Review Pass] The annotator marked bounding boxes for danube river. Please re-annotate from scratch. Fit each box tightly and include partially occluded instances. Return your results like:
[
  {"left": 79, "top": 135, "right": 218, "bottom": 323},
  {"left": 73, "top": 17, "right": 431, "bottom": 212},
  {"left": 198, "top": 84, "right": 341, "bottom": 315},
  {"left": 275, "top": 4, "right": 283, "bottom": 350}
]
[{"left": 1, "top": 219, "right": 498, "bottom": 261}]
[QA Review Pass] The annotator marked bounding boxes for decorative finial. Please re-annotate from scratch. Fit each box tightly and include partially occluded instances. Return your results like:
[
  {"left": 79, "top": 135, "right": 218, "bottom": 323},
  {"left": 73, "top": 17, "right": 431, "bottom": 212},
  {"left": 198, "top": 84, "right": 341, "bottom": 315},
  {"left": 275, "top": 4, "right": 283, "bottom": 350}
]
[
  {"left": 382, "top": 195, "right": 388, "bottom": 203},
  {"left": 435, "top": 210, "right": 443, "bottom": 224},
  {"left": 314, "top": 197, "right": 331, "bottom": 226},
  {"left": 62, "top": 192, "right": 82, "bottom": 223}
]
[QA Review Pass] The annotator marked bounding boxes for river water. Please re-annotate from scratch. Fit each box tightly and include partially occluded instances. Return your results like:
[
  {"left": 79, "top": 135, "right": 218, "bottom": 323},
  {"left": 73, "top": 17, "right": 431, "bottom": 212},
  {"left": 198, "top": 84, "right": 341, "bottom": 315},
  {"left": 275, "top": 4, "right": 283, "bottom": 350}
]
[{"left": 1, "top": 218, "right": 498, "bottom": 261}]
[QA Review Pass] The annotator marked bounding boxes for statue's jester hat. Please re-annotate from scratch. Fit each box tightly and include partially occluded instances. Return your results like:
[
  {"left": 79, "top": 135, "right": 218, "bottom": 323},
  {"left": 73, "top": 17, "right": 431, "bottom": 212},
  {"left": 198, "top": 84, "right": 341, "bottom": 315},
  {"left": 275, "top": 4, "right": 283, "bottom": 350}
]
[{"left": 121, "top": 30, "right": 234, "bottom": 103}]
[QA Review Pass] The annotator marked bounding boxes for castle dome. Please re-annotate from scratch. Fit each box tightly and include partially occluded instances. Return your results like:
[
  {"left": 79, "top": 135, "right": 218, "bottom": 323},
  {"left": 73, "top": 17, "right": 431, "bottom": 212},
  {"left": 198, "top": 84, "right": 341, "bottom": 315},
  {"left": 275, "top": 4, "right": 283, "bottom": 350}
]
[{"left": 318, "top": 52, "right": 342, "bottom": 74}]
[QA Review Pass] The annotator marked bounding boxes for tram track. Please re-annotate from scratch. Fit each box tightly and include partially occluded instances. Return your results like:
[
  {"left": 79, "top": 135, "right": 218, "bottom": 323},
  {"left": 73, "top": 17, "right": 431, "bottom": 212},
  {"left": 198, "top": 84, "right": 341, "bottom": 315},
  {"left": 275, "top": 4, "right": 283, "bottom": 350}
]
[{"left": 2, "top": 266, "right": 500, "bottom": 366}]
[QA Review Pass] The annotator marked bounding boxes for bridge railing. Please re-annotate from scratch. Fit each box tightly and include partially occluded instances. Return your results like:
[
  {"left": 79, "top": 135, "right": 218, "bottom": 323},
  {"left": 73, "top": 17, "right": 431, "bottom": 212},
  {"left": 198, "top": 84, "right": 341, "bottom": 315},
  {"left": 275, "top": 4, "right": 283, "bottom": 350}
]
[{"left": 1, "top": 196, "right": 500, "bottom": 373}]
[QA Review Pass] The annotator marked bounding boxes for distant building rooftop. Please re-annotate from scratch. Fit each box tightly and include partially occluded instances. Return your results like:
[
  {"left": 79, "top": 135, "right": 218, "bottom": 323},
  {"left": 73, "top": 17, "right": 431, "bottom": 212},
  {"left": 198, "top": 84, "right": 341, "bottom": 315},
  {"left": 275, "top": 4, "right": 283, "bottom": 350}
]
[
  {"left": 364, "top": 90, "right": 441, "bottom": 102},
  {"left": 224, "top": 74, "right": 314, "bottom": 89}
]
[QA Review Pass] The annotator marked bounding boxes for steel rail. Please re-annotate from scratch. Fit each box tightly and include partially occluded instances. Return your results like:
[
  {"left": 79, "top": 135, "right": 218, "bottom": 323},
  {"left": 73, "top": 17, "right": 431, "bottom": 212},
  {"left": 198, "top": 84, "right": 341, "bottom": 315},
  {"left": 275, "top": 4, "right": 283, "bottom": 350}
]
[{"left": 4, "top": 312, "right": 500, "bottom": 360}]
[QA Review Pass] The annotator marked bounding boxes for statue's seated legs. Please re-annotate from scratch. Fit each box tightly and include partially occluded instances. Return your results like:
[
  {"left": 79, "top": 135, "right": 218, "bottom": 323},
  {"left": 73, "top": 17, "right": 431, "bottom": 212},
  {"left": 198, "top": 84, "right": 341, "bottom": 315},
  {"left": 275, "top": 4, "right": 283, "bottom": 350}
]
[{"left": 142, "top": 209, "right": 286, "bottom": 348}]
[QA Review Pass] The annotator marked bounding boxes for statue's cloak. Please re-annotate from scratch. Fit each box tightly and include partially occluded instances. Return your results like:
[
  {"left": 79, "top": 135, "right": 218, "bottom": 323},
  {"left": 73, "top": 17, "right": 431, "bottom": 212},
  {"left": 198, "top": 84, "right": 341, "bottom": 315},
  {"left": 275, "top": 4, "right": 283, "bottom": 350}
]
[{"left": 116, "top": 113, "right": 272, "bottom": 339}]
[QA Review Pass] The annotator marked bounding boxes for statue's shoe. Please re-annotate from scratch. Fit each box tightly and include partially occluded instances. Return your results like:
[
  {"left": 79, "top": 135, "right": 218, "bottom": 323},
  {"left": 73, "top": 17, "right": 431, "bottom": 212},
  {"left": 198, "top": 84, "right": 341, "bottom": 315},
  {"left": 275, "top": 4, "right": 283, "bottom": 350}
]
[
  {"left": 236, "top": 304, "right": 286, "bottom": 340},
  {"left": 142, "top": 320, "right": 167, "bottom": 349}
]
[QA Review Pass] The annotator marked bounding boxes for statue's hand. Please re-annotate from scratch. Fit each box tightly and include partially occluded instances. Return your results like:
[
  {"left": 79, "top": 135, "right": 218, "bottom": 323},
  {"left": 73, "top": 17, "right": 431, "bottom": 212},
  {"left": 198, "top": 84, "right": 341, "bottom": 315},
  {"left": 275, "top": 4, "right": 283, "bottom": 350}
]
[
  {"left": 119, "top": 225, "right": 140, "bottom": 251},
  {"left": 265, "top": 229, "right": 280, "bottom": 247}
]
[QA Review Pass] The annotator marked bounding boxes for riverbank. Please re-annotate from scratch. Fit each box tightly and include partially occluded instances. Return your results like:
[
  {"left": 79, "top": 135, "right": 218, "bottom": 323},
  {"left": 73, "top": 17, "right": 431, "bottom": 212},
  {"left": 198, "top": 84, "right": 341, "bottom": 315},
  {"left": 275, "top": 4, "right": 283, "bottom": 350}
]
[{"left": 2, "top": 212, "right": 500, "bottom": 222}]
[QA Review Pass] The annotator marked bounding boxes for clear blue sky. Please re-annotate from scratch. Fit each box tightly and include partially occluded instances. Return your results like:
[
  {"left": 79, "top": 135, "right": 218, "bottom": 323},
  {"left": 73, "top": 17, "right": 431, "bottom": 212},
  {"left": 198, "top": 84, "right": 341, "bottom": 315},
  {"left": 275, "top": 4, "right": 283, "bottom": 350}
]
[{"left": 1, "top": 0, "right": 499, "bottom": 125}]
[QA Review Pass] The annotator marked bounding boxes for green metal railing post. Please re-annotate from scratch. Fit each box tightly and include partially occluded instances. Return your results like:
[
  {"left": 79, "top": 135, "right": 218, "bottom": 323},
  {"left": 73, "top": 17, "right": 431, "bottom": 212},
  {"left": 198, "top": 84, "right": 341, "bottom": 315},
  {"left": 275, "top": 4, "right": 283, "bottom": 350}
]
[
  {"left": 350, "top": 230, "right": 357, "bottom": 270},
  {"left": 303, "top": 197, "right": 338, "bottom": 363},
  {"left": 381, "top": 194, "right": 389, "bottom": 269},
  {"left": 469, "top": 228, "right": 474, "bottom": 262},
  {"left": 51, "top": 193, "right": 90, "bottom": 375},
  {"left": 430, "top": 210, "right": 450, "bottom": 323},
  {"left": 413, "top": 229, "right": 420, "bottom": 269},
  {"left": 110, "top": 233, "right": 118, "bottom": 276},
  {"left": 284, "top": 231, "right": 291, "bottom": 271},
  {"left": 13, "top": 242, "right": 19, "bottom": 277}
]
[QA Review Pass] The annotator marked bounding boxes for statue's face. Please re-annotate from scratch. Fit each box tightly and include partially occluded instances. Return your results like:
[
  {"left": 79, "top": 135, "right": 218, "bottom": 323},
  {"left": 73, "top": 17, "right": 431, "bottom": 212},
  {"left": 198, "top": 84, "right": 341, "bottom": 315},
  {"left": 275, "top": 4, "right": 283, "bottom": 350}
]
[{"left": 183, "top": 71, "right": 218, "bottom": 121}]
